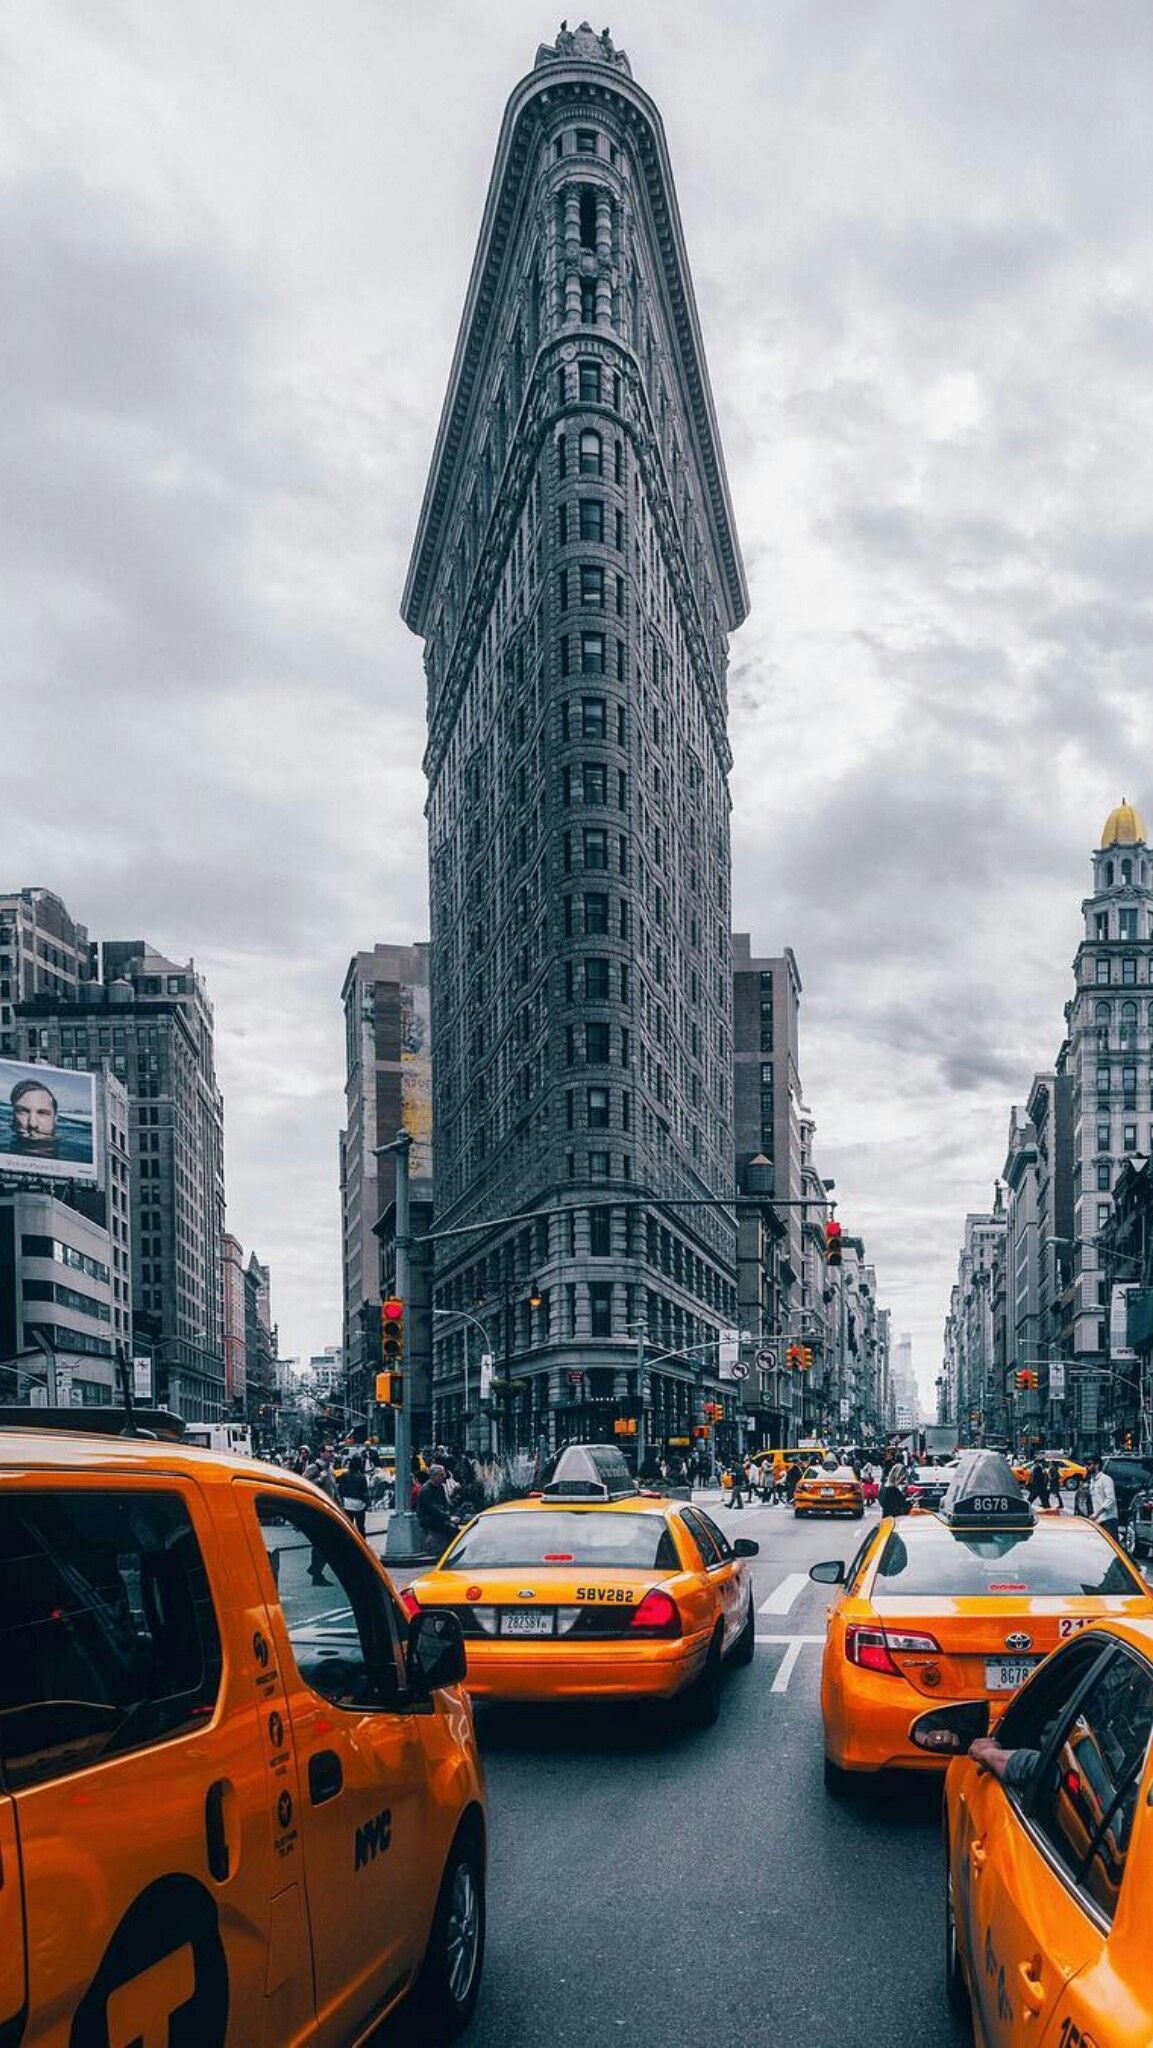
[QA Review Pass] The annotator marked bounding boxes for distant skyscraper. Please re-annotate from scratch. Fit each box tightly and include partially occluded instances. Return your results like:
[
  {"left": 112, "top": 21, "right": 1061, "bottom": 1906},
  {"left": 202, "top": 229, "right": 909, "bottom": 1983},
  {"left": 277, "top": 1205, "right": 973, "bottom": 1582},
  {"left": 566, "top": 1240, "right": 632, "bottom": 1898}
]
[
  {"left": 403, "top": 25, "right": 748, "bottom": 1453},
  {"left": 15, "top": 935, "right": 226, "bottom": 1418},
  {"left": 0, "top": 889, "right": 94, "bottom": 1053},
  {"left": 1065, "top": 799, "right": 1153, "bottom": 1438},
  {"left": 339, "top": 944, "right": 432, "bottom": 1431}
]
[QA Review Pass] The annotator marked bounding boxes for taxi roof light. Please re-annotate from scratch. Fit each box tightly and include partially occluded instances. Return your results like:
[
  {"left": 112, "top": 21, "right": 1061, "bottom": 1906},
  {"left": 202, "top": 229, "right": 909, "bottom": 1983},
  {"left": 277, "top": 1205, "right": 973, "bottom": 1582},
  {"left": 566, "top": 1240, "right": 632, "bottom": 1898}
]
[
  {"left": 940, "top": 1449, "right": 1034, "bottom": 1529},
  {"left": 542, "top": 1443, "right": 640, "bottom": 1503}
]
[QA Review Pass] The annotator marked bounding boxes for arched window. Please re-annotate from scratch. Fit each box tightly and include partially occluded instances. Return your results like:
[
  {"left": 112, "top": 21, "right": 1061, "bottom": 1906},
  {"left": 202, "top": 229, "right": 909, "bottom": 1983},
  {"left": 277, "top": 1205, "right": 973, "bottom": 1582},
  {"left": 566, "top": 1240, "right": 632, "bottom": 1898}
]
[
  {"left": 1106, "top": 861, "right": 1115, "bottom": 886},
  {"left": 1095, "top": 999, "right": 1111, "bottom": 1048},
  {"left": 1120, "top": 1001, "right": 1138, "bottom": 1049},
  {"left": 1122, "top": 858, "right": 1133, "bottom": 884},
  {"left": 579, "top": 429, "right": 603, "bottom": 477},
  {"left": 578, "top": 187, "right": 597, "bottom": 252}
]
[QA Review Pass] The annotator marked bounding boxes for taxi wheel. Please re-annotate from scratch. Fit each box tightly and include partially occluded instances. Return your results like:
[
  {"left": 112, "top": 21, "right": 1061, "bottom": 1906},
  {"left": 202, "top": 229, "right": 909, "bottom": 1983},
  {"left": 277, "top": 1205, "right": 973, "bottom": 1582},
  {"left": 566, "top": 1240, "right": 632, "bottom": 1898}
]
[
  {"left": 412, "top": 1824, "right": 486, "bottom": 2038},
  {"left": 944, "top": 1865, "right": 969, "bottom": 2015},
  {"left": 823, "top": 1754, "right": 853, "bottom": 1798},
  {"left": 681, "top": 1629, "right": 724, "bottom": 1729},
  {"left": 733, "top": 1593, "right": 756, "bottom": 1665}
]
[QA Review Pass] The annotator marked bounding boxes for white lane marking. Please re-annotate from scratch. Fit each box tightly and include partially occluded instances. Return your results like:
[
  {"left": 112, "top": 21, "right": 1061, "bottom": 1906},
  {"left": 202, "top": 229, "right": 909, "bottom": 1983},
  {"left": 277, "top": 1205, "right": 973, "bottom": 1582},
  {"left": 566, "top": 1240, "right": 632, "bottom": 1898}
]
[
  {"left": 770, "top": 1639, "right": 806, "bottom": 1693},
  {"left": 758, "top": 1572, "right": 809, "bottom": 1615}
]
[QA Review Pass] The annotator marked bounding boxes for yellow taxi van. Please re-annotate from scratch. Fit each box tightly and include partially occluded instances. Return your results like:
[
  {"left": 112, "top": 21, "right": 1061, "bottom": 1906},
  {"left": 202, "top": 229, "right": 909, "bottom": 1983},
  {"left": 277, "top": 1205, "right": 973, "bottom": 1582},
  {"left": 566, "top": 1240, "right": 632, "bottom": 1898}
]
[{"left": 0, "top": 1411, "right": 487, "bottom": 2046}]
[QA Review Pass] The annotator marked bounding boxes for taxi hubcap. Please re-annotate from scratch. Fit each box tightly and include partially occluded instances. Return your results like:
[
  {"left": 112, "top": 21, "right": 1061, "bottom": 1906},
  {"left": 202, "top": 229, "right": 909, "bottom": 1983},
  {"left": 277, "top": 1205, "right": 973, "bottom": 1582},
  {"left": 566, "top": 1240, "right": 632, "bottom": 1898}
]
[{"left": 446, "top": 1861, "right": 480, "bottom": 2004}]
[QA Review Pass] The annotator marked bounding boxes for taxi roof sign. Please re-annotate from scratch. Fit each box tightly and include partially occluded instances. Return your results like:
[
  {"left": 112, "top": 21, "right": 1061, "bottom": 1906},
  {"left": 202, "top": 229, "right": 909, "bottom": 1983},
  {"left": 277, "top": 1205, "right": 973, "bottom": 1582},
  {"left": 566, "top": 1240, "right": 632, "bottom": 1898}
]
[
  {"left": 940, "top": 1449, "right": 1033, "bottom": 1528},
  {"left": 542, "top": 1442, "right": 639, "bottom": 1502}
]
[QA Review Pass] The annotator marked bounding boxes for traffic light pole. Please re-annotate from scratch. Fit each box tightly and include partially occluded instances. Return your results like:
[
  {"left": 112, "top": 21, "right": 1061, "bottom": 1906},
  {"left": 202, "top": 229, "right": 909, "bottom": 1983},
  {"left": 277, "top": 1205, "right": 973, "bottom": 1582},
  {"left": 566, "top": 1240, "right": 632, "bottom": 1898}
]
[{"left": 382, "top": 1132, "right": 426, "bottom": 1561}]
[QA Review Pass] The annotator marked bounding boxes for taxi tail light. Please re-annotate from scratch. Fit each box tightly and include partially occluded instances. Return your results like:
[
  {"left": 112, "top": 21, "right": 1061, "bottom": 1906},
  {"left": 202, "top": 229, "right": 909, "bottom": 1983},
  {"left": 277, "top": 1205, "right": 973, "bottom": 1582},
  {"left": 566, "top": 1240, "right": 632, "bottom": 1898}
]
[
  {"left": 629, "top": 1589, "right": 682, "bottom": 1638},
  {"left": 399, "top": 1588, "right": 421, "bottom": 1620},
  {"left": 845, "top": 1625, "right": 941, "bottom": 1676}
]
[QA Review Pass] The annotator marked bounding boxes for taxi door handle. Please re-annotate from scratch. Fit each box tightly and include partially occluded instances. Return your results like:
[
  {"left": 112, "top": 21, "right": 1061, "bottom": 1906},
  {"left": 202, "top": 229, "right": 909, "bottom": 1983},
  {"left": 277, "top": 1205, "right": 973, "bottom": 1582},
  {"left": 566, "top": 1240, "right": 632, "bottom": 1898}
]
[
  {"left": 308, "top": 1749, "right": 344, "bottom": 1806},
  {"left": 1016, "top": 1956, "right": 1046, "bottom": 2015},
  {"left": 204, "top": 1779, "right": 231, "bottom": 1883},
  {"left": 968, "top": 1836, "right": 987, "bottom": 1871}
]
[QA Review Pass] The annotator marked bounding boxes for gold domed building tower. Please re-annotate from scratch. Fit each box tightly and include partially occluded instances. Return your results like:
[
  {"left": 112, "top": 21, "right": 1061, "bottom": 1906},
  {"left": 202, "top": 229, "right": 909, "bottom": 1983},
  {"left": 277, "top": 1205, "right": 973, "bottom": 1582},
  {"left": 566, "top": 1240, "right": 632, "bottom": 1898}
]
[{"left": 1064, "top": 799, "right": 1152, "bottom": 1439}]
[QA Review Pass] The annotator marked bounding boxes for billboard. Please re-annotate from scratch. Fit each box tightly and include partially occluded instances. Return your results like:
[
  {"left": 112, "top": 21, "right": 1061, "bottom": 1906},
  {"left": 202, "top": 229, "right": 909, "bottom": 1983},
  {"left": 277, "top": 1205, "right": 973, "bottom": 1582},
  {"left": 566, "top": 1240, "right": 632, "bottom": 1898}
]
[
  {"left": 400, "top": 978, "right": 433, "bottom": 1199},
  {"left": 0, "top": 1058, "right": 97, "bottom": 1183}
]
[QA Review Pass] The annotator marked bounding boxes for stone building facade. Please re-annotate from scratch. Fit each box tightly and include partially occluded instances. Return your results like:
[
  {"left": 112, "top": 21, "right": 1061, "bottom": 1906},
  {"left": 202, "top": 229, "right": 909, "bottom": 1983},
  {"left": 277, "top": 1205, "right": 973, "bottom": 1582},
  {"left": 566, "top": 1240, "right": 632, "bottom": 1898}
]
[
  {"left": 402, "top": 27, "right": 748, "bottom": 1455},
  {"left": 15, "top": 939, "right": 226, "bottom": 1419}
]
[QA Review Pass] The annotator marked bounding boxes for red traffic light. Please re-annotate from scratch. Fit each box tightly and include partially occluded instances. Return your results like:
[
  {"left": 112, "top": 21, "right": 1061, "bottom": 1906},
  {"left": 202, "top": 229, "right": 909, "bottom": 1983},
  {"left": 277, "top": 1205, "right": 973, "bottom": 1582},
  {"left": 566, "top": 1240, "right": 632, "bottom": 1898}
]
[{"left": 382, "top": 1297, "right": 403, "bottom": 1321}]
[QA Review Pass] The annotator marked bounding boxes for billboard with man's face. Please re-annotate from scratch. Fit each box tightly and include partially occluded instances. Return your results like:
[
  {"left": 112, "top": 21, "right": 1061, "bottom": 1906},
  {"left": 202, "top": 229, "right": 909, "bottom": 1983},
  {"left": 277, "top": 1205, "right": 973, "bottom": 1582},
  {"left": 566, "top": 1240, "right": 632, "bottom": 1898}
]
[{"left": 0, "top": 1058, "right": 98, "bottom": 1183}]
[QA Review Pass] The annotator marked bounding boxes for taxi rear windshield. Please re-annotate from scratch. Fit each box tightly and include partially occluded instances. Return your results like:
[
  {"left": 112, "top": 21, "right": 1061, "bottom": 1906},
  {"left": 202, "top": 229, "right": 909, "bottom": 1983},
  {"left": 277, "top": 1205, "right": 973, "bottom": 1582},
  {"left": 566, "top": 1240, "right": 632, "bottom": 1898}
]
[
  {"left": 445, "top": 1511, "right": 680, "bottom": 1571},
  {"left": 873, "top": 1524, "right": 1142, "bottom": 1597}
]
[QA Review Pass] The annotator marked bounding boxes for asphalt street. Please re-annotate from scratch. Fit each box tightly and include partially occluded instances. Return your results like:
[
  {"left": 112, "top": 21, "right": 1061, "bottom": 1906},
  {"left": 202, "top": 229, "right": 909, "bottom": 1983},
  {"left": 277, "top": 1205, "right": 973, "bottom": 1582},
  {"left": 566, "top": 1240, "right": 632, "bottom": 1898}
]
[{"left": 376, "top": 1495, "right": 972, "bottom": 2048}]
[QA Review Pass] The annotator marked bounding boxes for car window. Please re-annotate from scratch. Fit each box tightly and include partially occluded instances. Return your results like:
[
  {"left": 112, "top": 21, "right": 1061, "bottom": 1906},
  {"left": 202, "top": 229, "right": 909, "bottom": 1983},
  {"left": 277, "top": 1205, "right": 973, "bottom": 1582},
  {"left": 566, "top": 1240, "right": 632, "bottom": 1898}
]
[
  {"left": 443, "top": 1510, "right": 680, "bottom": 1571},
  {"left": 0, "top": 1488, "right": 222, "bottom": 1793},
  {"left": 873, "top": 1523, "right": 1142, "bottom": 1597},
  {"left": 255, "top": 1495, "right": 405, "bottom": 1710},
  {"left": 1030, "top": 1648, "right": 1153, "bottom": 1922},
  {"left": 844, "top": 1527, "right": 882, "bottom": 1595},
  {"left": 688, "top": 1507, "right": 732, "bottom": 1562},
  {"left": 680, "top": 1507, "right": 726, "bottom": 1566}
]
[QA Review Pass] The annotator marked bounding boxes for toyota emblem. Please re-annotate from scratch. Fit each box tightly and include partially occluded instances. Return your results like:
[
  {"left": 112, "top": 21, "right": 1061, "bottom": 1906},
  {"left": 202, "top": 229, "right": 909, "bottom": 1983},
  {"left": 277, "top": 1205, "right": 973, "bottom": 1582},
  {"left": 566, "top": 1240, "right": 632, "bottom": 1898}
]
[
  {"left": 517, "top": 1589, "right": 535, "bottom": 1600},
  {"left": 1005, "top": 1632, "right": 1032, "bottom": 1651}
]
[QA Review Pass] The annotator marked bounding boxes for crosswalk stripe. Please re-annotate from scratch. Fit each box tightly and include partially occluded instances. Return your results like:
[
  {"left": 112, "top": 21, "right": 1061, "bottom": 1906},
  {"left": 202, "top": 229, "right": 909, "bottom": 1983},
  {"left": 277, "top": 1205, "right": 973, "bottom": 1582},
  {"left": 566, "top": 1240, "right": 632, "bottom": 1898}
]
[
  {"left": 758, "top": 1571, "right": 809, "bottom": 1615},
  {"left": 770, "top": 1639, "right": 805, "bottom": 1693}
]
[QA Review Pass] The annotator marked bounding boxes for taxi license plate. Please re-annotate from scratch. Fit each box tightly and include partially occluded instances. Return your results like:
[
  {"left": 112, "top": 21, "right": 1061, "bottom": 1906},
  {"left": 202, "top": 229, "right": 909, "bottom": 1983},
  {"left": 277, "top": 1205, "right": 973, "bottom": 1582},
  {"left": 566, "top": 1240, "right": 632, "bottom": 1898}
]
[
  {"left": 500, "top": 1611, "right": 554, "bottom": 1637},
  {"left": 985, "top": 1658, "right": 1038, "bottom": 1691},
  {"left": 820, "top": 1486, "right": 837, "bottom": 1497}
]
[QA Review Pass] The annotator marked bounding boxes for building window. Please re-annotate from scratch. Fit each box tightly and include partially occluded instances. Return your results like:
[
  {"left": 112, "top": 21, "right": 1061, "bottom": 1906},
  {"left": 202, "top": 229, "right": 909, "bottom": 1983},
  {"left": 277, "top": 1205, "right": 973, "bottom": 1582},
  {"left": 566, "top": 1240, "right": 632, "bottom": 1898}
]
[
  {"left": 579, "top": 360, "right": 601, "bottom": 403},
  {"left": 589, "top": 1205, "right": 612, "bottom": 1254},
  {"left": 578, "top": 190, "right": 598, "bottom": 250},
  {"left": 589, "top": 1281, "right": 613, "bottom": 1336},
  {"left": 587, "top": 1086, "right": 610, "bottom": 1128},
  {"left": 576, "top": 129, "right": 597, "bottom": 155},
  {"left": 583, "top": 827, "right": 608, "bottom": 870},
  {"left": 1097, "top": 1163, "right": 1112, "bottom": 1191},
  {"left": 580, "top": 564, "right": 605, "bottom": 608},
  {"left": 1120, "top": 908, "right": 1138, "bottom": 940},
  {"left": 579, "top": 497, "right": 604, "bottom": 542},
  {"left": 1096, "top": 957, "right": 1110, "bottom": 984},
  {"left": 1122, "top": 956, "right": 1137, "bottom": 986},
  {"left": 584, "top": 893, "right": 609, "bottom": 934},
  {"left": 579, "top": 430, "right": 603, "bottom": 476},
  {"left": 1098, "top": 1204, "right": 1111, "bottom": 1231},
  {"left": 588, "top": 1150, "right": 610, "bottom": 1180},
  {"left": 585, "top": 1021, "right": 610, "bottom": 1063},
  {"left": 580, "top": 277, "right": 597, "bottom": 323},
  {"left": 1124, "top": 1124, "right": 1137, "bottom": 1151},
  {"left": 581, "top": 695, "right": 606, "bottom": 737},
  {"left": 582, "top": 761, "right": 607, "bottom": 804},
  {"left": 581, "top": 632, "right": 606, "bottom": 674},
  {"left": 1097, "top": 1122, "right": 1111, "bottom": 1150},
  {"left": 585, "top": 957, "right": 610, "bottom": 1000},
  {"left": 561, "top": 634, "right": 571, "bottom": 675}
]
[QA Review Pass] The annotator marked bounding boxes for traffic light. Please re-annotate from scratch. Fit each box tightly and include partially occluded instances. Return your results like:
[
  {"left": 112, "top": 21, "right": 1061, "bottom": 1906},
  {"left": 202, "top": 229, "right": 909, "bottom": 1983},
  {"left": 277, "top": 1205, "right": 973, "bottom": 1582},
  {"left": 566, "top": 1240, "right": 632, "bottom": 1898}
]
[
  {"left": 1015, "top": 1370, "right": 1027, "bottom": 1390},
  {"left": 800, "top": 1345, "right": 813, "bottom": 1370},
  {"left": 381, "top": 1294, "right": 405, "bottom": 1363},
  {"left": 786, "top": 1344, "right": 802, "bottom": 1369},
  {"left": 613, "top": 1417, "right": 637, "bottom": 1437},
  {"left": 1125, "top": 1431, "right": 1134, "bottom": 1451},
  {"left": 375, "top": 1370, "right": 404, "bottom": 1407},
  {"left": 825, "top": 1219, "right": 843, "bottom": 1267}
]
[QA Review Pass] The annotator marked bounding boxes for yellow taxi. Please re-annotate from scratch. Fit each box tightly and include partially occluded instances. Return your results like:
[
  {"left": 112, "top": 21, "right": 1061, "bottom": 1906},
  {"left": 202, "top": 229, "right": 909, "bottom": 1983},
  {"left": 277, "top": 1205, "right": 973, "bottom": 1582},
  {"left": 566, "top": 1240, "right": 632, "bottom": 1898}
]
[
  {"left": 793, "top": 1460, "right": 864, "bottom": 1520},
  {"left": 0, "top": 1411, "right": 486, "bottom": 2045},
  {"left": 403, "top": 1443, "right": 758, "bottom": 1728},
  {"left": 1011, "top": 1454, "right": 1086, "bottom": 1488},
  {"left": 812, "top": 1451, "right": 1152, "bottom": 1793},
  {"left": 941, "top": 1615, "right": 1153, "bottom": 2047}
]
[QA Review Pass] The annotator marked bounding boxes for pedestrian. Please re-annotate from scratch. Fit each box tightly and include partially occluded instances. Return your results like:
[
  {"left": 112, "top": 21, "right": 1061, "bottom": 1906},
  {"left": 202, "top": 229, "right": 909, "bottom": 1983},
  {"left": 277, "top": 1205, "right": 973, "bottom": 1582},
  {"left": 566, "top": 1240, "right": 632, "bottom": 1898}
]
[
  {"left": 784, "top": 1460, "right": 801, "bottom": 1504},
  {"left": 303, "top": 1460, "right": 335, "bottom": 1585},
  {"left": 416, "top": 1463, "right": 458, "bottom": 1552},
  {"left": 727, "top": 1458, "right": 745, "bottom": 1510},
  {"left": 338, "top": 1451, "right": 370, "bottom": 1537},
  {"left": 1048, "top": 1458, "right": 1063, "bottom": 1503},
  {"left": 879, "top": 1457, "right": 908, "bottom": 1519},
  {"left": 1027, "top": 1457, "right": 1051, "bottom": 1510},
  {"left": 1084, "top": 1456, "right": 1120, "bottom": 1542}
]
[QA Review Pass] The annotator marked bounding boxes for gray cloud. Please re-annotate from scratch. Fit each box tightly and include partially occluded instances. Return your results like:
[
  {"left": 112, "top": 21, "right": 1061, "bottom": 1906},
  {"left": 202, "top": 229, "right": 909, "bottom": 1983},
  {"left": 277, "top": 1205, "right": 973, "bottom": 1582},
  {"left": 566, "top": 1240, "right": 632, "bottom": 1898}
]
[{"left": 5, "top": 0, "right": 1153, "bottom": 1401}]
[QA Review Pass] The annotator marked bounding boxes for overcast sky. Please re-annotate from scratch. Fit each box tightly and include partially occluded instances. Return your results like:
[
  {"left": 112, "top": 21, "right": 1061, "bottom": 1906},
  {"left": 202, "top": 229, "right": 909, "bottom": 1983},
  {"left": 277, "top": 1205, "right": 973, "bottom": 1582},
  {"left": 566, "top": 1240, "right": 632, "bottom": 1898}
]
[{"left": 6, "top": 1, "right": 1153, "bottom": 1403}]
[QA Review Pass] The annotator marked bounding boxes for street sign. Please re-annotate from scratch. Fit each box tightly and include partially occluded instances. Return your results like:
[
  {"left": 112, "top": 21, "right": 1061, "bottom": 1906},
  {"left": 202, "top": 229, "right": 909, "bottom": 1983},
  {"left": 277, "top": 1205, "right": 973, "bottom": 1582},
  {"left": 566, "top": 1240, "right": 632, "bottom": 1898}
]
[
  {"left": 1049, "top": 1362, "right": 1066, "bottom": 1401},
  {"left": 479, "top": 1353, "right": 494, "bottom": 1400},
  {"left": 756, "top": 1347, "right": 775, "bottom": 1368},
  {"left": 729, "top": 1360, "right": 750, "bottom": 1381},
  {"left": 718, "top": 1329, "right": 741, "bottom": 1380},
  {"left": 132, "top": 1355, "right": 152, "bottom": 1401},
  {"left": 839, "top": 1398, "right": 850, "bottom": 1421}
]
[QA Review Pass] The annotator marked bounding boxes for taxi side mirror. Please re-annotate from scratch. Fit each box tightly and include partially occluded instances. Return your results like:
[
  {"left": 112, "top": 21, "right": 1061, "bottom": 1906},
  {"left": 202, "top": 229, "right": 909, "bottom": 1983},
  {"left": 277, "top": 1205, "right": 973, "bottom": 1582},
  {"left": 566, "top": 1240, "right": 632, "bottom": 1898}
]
[
  {"left": 731, "top": 1538, "right": 759, "bottom": 1558},
  {"left": 809, "top": 1559, "right": 845, "bottom": 1585},
  {"left": 406, "top": 1609, "right": 467, "bottom": 1696}
]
